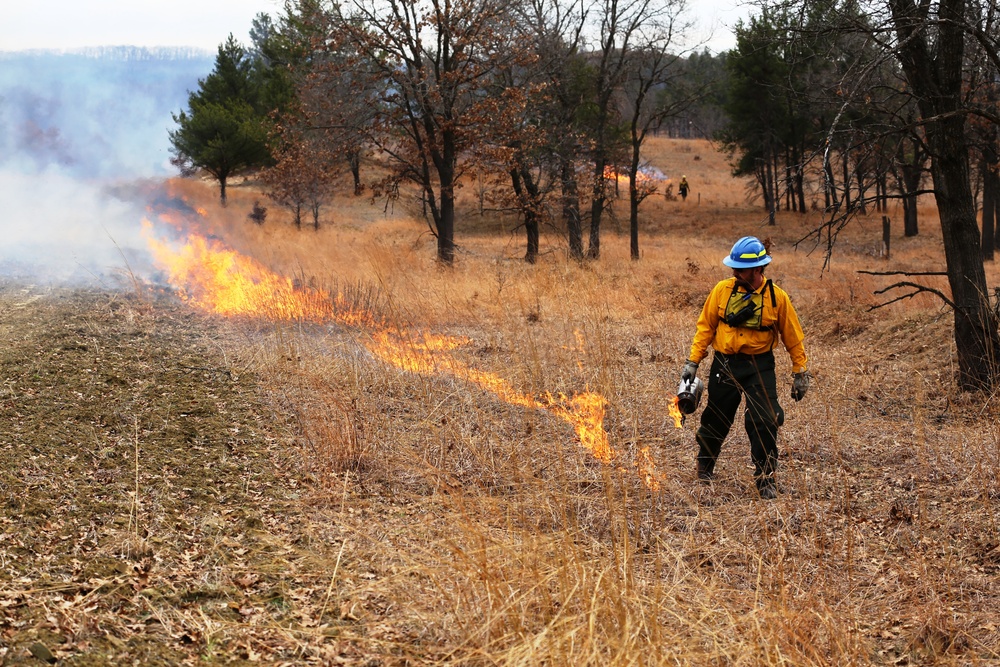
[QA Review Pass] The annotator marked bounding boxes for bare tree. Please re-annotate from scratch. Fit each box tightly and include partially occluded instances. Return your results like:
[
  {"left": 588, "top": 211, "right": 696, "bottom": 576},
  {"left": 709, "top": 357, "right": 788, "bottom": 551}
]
[
  {"left": 262, "top": 128, "right": 339, "bottom": 230},
  {"left": 326, "top": 0, "right": 520, "bottom": 265},
  {"left": 616, "top": 3, "right": 690, "bottom": 260},
  {"left": 512, "top": 0, "right": 591, "bottom": 259},
  {"left": 585, "top": 0, "right": 680, "bottom": 258},
  {"left": 775, "top": 0, "right": 1000, "bottom": 389}
]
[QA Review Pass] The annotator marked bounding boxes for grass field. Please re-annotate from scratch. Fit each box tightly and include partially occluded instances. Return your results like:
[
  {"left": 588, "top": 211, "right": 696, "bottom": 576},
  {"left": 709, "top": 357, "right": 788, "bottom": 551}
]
[{"left": 1, "top": 137, "right": 999, "bottom": 665}]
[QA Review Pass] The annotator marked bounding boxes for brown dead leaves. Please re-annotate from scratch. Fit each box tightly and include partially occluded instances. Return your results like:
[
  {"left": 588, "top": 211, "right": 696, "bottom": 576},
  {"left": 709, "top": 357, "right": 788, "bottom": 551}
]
[{"left": 0, "top": 285, "right": 404, "bottom": 665}]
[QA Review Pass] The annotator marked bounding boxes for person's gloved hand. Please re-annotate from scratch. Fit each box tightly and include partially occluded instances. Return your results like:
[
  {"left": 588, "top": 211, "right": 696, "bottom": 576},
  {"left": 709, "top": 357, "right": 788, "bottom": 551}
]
[
  {"left": 791, "top": 372, "right": 810, "bottom": 401},
  {"left": 681, "top": 360, "right": 699, "bottom": 383}
]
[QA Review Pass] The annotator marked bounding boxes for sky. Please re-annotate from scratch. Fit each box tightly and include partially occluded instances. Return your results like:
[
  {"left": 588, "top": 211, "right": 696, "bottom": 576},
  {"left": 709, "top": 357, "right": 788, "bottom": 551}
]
[
  {"left": 0, "top": 0, "right": 750, "bottom": 54},
  {"left": 0, "top": 0, "right": 284, "bottom": 53}
]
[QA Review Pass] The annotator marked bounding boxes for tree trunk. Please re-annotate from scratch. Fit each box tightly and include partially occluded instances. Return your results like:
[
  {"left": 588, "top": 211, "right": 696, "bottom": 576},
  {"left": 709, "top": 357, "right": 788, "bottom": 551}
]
[
  {"left": 766, "top": 151, "right": 776, "bottom": 225},
  {"left": 983, "top": 140, "right": 997, "bottom": 261},
  {"left": 903, "top": 193, "right": 919, "bottom": 236},
  {"left": 437, "top": 194, "right": 456, "bottom": 264},
  {"left": 896, "top": 134, "right": 923, "bottom": 236},
  {"left": 587, "top": 161, "right": 605, "bottom": 259},
  {"left": 428, "top": 126, "right": 457, "bottom": 265},
  {"left": 785, "top": 162, "right": 794, "bottom": 211},
  {"left": 348, "top": 150, "right": 362, "bottom": 196},
  {"left": 795, "top": 140, "right": 806, "bottom": 213},
  {"left": 992, "top": 177, "right": 1000, "bottom": 259},
  {"left": 510, "top": 167, "right": 540, "bottom": 264},
  {"left": 842, "top": 149, "right": 851, "bottom": 212},
  {"left": 562, "top": 158, "right": 583, "bottom": 260},
  {"left": 856, "top": 164, "right": 868, "bottom": 214},
  {"left": 927, "top": 118, "right": 999, "bottom": 387},
  {"left": 901, "top": 158, "right": 921, "bottom": 236},
  {"left": 825, "top": 159, "right": 839, "bottom": 210},
  {"left": 877, "top": 171, "right": 887, "bottom": 212},
  {"left": 889, "top": 0, "right": 999, "bottom": 388},
  {"left": 629, "top": 139, "right": 642, "bottom": 260},
  {"left": 629, "top": 175, "right": 640, "bottom": 260}
]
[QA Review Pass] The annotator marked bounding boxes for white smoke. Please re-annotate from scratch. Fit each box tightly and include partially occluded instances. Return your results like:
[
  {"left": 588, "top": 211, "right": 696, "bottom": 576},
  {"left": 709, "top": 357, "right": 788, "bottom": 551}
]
[
  {"left": 0, "top": 47, "right": 212, "bottom": 285},
  {"left": 0, "top": 168, "right": 158, "bottom": 284}
]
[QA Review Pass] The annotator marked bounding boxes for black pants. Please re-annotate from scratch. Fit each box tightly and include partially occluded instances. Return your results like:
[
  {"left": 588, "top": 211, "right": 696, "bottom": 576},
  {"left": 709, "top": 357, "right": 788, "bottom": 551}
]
[{"left": 695, "top": 351, "right": 784, "bottom": 482}]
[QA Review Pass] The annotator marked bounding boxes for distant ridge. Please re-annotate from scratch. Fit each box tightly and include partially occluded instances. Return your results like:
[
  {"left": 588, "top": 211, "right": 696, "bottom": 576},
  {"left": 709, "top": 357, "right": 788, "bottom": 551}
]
[
  {"left": 0, "top": 46, "right": 213, "bottom": 61},
  {"left": 0, "top": 44, "right": 215, "bottom": 178}
]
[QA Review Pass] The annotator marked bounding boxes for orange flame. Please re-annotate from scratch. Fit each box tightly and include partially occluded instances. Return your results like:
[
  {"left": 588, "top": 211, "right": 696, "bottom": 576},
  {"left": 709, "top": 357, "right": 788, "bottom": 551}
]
[
  {"left": 368, "top": 329, "right": 614, "bottom": 463},
  {"left": 603, "top": 166, "right": 657, "bottom": 184},
  {"left": 142, "top": 219, "right": 373, "bottom": 327},
  {"left": 668, "top": 396, "right": 684, "bottom": 428},
  {"left": 637, "top": 446, "right": 663, "bottom": 491},
  {"left": 141, "top": 212, "right": 658, "bottom": 485},
  {"left": 603, "top": 166, "right": 631, "bottom": 184}
]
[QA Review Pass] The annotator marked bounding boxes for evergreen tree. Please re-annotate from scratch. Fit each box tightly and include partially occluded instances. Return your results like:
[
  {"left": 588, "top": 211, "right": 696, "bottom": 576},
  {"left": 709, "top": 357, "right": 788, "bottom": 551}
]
[
  {"left": 169, "top": 35, "right": 280, "bottom": 204},
  {"left": 719, "top": 11, "right": 790, "bottom": 223}
]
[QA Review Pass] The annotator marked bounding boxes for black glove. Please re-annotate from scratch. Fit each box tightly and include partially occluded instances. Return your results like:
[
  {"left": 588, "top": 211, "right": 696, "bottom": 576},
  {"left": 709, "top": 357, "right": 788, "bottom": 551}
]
[
  {"left": 681, "top": 360, "right": 699, "bottom": 383},
  {"left": 791, "top": 372, "right": 809, "bottom": 401}
]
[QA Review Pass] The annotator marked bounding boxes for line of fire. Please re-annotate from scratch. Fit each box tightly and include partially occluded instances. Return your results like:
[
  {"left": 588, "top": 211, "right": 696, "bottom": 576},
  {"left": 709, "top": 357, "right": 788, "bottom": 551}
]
[{"left": 143, "top": 195, "right": 691, "bottom": 493}]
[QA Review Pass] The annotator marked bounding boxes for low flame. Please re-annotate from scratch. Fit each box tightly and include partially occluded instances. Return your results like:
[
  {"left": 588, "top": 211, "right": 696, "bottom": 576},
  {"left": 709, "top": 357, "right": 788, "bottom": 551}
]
[
  {"left": 141, "top": 209, "right": 659, "bottom": 486},
  {"left": 668, "top": 396, "right": 684, "bottom": 428},
  {"left": 603, "top": 166, "right": 644, "bottom": 184},
  {"left": 602, "top": 166, "right": 663, "bottom": 184},
  {"left": 637, "top": 446, "right": 663, "bottom": 491},
  {"left": 369, "top": 329, "right": 614, "bottom": 463}
]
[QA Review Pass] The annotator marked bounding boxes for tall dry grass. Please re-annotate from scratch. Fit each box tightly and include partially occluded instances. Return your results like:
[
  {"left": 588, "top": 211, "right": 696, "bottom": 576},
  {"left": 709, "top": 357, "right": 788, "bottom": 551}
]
[{"left": 170, "top": 138, "right": 1000, "bottom": 664}]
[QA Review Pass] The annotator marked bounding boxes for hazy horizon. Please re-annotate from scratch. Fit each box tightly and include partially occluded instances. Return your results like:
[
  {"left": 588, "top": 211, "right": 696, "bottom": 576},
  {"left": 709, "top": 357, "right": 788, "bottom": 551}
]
[{"left": 0, "top": 49, "right": 214, "bottom": 284}]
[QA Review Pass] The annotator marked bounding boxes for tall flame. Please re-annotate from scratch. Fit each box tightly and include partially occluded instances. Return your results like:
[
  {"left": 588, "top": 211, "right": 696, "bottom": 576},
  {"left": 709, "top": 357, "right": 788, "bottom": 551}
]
[
  {"left": 141, "top": 207, "right": 659, "bottom": 485},
  {"left": 668, "top": 396, "right": 684, "bottom": 428},
  {"left": 142, "top": 219, "right": 374, "bottom": 327}
]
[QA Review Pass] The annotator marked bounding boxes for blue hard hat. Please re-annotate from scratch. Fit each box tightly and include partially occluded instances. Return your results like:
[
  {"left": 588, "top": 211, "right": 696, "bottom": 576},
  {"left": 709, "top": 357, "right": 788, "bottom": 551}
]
[{"left": 723, "top": 236, "right": 771, "bottom": 268}]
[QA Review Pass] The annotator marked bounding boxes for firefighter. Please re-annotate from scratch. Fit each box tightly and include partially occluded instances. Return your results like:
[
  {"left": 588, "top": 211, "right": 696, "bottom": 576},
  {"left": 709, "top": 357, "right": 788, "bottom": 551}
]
[
  {"left": 678, "top": 175, "right": 689, "bottom": 201},
  {"left": 680, "top": 236, "right": 809, "bottom": 499}
]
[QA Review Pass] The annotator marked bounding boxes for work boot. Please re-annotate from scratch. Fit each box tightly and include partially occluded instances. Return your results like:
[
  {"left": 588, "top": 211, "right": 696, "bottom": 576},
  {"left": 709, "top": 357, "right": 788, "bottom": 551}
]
[
  {"left": 756, "top": 477, "right": 777, "bottom": 500},
  {"left": 696, "top": 460, "right": 714, "bottom": 483}
]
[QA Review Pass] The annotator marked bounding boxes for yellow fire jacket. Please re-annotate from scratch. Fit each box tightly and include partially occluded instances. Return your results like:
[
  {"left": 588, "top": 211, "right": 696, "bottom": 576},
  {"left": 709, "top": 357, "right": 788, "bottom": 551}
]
[{"left": 688, "top": 277, "right": 808, "bottom": 373}]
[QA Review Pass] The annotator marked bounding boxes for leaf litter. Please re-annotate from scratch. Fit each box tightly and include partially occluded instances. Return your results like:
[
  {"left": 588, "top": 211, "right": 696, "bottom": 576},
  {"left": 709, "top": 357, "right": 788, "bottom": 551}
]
[{"left": 0, "top": 282, "right": 409, "bottom": 665}]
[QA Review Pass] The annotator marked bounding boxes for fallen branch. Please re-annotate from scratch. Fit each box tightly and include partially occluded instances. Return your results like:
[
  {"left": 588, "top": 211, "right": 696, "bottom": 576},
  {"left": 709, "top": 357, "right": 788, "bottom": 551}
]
[
  {"left": 868, "top": 280, "right": 956, "bottom": 311},
  {"left": 857, "top": 270, "right": 947, "bottom": 276}
]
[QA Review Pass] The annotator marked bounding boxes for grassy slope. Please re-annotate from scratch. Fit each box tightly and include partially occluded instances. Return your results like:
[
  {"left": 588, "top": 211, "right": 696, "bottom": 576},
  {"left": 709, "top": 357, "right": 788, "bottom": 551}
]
[{"left": 1, "top": 138, "right": 999, "bottom": 665}]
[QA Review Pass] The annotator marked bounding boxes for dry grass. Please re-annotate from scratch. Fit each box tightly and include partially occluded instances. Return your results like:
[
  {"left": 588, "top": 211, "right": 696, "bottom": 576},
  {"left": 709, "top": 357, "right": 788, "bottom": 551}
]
[
  {"left": 196, "top": 139, "right": 999, "bottom": 664},
  {"left": 2, "top": 138, "right": 999, "bottom": 665}
]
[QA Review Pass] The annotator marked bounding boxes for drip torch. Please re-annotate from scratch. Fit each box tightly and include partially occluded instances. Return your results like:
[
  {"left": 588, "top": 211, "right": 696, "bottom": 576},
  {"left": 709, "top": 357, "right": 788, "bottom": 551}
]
[{"left": 676, "top": 376, "right": 704, "bottom": 416}]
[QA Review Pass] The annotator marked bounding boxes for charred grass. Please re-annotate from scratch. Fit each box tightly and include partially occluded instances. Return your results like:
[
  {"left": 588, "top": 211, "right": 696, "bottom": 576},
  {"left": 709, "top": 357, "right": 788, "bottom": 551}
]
[{"left": 2, "top": 139, "right": 1000, "bottom": 664}]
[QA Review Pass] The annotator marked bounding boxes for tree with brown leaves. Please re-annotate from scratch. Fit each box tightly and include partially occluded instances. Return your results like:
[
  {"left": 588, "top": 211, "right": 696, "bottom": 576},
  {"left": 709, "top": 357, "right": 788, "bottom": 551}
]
[{"left": 316, "top": 0, "right": 524, "bottom": 265}]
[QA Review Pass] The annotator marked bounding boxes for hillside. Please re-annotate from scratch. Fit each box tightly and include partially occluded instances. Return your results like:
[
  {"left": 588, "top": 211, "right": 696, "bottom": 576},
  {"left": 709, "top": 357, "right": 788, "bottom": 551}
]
[{"left": 1, "top": 139, "right": 999, "bottom": 664}]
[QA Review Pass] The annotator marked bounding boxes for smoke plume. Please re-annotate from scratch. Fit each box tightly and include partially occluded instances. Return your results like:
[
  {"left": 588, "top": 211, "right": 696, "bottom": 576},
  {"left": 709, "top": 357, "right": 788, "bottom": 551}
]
[{"left": 0, "top": 47, "right": 212, "bottom": 284}]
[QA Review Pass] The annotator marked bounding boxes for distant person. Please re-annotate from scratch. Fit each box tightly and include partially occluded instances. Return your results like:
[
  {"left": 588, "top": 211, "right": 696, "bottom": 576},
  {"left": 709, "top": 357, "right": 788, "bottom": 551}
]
[
  {"left": 679, "top": 236, "right": 809, "bottom": 499},
  {"left": 678, "top": 175, "right": 689, "bottom": 201}
]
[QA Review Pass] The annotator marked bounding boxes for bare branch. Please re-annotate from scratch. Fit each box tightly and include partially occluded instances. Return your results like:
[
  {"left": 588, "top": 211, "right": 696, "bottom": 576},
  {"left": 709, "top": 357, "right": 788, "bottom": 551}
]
[
  {"left": 868, "top": 280, "right": 956, "bottom": 311},
  {"left": 857, "top": 270, "right": 947, "bottom": 276}
]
